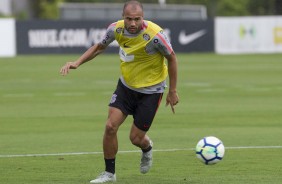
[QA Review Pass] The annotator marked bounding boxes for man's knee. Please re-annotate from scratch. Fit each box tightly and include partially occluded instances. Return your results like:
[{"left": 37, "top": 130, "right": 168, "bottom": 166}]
[
  {"left": 105, "top": 120, "right": 119, "bottom": 135},
  {"left": 130, "top": 135, "right": 142, "bottom": 147},
  {"left": 129, "top": 134, "right": 139, "bottom": 146},
  {"left": 130, "top": 132, "right": 147, "bottom": 147},
  {"left": 104, "top": 107, "right": 126, "bottom": 135}
]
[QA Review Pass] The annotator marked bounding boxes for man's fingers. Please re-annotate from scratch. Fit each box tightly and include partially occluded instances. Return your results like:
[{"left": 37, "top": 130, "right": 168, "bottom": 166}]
[
  {"left": 170, "top": 103, "right": 175, "bottom": 114},
  {"left": 166, "top": 100, "right": 176, "bottom": 114},
  {"left": 166, "top": 92, "right": 179, "bottom": 113},
  {"left": 60, "top": 63, "right": 73, "bottom": 76},
  {"left": 166, "top": 101, "right": 169, "bottom": 107},
  {"left": 60, "top": 67, "right": 68, "bottom": 76}
]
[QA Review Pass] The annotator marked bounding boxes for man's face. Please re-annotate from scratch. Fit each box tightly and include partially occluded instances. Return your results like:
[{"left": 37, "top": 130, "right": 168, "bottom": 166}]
[{"left": 123, "top": 4, "right": 144, "bottom": 34}]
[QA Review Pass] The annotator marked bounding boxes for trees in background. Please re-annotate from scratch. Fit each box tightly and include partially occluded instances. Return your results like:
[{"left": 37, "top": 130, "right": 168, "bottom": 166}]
[
  {"left": 170, "top": 0, "right": 282, "bottom": 17},
  {"left": 31, "top": 0, "right": 63, "bottom": 19},
  {"left": 30, "top": 0, "right": 282, "bottom": 19}
]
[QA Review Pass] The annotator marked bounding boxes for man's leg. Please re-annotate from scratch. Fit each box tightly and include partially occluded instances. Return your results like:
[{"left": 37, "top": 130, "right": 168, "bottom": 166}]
[
  {"left": 129, "top": 124, "right": 153, "bottom": 174},
  {"left": 90, "top": 107, "right": 127, "bottom": 184},
  {"left": 129, "top": 124, "right": 150, "bottom": 149},
  {"left": 103, "top": 106, "right": 127, "bottom": 159},
  {"left": 129, "top": 93, "right": 163, "bottom": 174}
]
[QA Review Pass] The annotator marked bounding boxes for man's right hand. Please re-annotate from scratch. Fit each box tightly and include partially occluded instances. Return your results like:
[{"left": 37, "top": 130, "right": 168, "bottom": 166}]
[{"left": 60, "top": 62, "right": 79, "bottom": 76}]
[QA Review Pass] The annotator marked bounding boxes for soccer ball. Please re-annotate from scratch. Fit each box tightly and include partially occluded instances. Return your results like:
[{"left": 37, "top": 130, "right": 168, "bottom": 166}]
[{"left": 195, "top": 136, "right": 225, "bottom": 165}]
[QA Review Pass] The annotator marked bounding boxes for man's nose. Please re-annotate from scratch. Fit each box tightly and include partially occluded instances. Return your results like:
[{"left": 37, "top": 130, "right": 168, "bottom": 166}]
[{"left": 130, "top": 20, "right": 136, "bottom": 26}]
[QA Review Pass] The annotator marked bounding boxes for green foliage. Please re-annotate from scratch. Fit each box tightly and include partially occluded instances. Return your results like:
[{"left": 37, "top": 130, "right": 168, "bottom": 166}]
[
  {"left": 216, "top": 0, "right": 250, "bottom": 16},
  {"left": 32, "top": 0, "right": 63, "bottom": 19},
  {"left": 184, "top": 0, "right": 280, "bottom": 16},
  {"left": 15, "top": 11, "right": 28, "bottom": 20},
  {"left": 247, "top": 0, "right": 276, "bottom": 15},
  {"left": 0, "top": 14, "right": 11, "bottom": 18},
  {"left": 29, "top": 0, "right": 282, "bottom": 19}
]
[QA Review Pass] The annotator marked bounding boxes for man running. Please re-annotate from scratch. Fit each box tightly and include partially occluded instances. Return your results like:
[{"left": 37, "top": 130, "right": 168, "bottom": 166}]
[{"left": 60, "top": 0, "right": 179, "bottom": 183}]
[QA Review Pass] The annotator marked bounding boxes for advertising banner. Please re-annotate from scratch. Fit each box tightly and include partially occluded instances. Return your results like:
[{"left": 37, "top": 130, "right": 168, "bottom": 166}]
[
  {"left": 16, "top": 20, "right": 214, "bottom": 54},
  {"left": 215, "top": 16, "right": 282, "bottom": 54},
  {"left": 0, "top": 19, "right": 16, "bottom": 57}
]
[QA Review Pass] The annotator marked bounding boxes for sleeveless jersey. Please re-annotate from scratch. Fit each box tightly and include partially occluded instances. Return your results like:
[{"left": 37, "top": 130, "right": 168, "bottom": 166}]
[{"left": 114, "top": 20, "right": 168, "bottom": 88}]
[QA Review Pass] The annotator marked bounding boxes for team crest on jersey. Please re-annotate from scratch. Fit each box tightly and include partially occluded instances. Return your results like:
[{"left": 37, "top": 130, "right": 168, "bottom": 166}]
[
  {"left": 143, "top": 33, "right": 150, "bottom": 41},
  {"left": 116, "top": 27, "right": 123, "bottom": 34},
  {"left": 110, "top": 94, "right": 117, "bottom": 104}
]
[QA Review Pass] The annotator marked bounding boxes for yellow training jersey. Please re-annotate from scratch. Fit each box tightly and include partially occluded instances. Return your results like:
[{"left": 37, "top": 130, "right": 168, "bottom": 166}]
[{"left": 114, "top": 20, "right": 168, "bottom": 88}]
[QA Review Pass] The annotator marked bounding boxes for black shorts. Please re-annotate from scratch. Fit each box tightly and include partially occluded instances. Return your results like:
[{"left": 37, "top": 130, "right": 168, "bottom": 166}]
[{"left": 109, "top": 80, "right": 163, "bottom": 131}]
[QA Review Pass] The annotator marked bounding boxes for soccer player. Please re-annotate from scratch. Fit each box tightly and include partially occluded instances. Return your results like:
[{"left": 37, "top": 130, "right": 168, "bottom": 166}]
[{"left": 60, "top": 0, "right": 179, "bottom": 183}]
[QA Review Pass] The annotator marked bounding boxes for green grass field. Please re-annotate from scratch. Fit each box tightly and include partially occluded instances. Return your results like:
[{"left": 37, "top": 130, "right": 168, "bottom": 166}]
[{"left": 0, "top": 53, "right": 282, "bottom": 184}]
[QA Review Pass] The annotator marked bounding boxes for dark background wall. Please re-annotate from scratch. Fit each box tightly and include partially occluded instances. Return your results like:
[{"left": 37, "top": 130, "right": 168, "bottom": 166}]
[{"left": 16, "top": 20, "right": 214, "bottom": 54}]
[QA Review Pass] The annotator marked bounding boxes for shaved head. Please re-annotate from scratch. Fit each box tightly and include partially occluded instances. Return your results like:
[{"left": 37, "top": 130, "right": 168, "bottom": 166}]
[{"left": 123, "top": 0, "right": 143, "bottom": 16}]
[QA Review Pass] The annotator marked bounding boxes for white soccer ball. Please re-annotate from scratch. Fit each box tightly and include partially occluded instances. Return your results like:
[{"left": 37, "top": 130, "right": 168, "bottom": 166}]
[{"left": 195, "top": 136, "right": 225, "bottom": 165}]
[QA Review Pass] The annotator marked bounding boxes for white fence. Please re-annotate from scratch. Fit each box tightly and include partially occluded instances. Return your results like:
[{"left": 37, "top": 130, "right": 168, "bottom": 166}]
[
  {"left": 215, "top": 16, "right": 282, "bottom": 54},
  {"left": 0, "top": 19, "right": 16, "bottom": 57}
]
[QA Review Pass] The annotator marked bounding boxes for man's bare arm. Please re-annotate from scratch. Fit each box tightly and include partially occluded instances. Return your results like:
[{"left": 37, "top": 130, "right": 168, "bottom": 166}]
[
  {"left": 60, "top": 43, "right": 106, "bottom": 76},
  {"left": 165, "top": 51, "right": 179, "bottom": 113}
]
